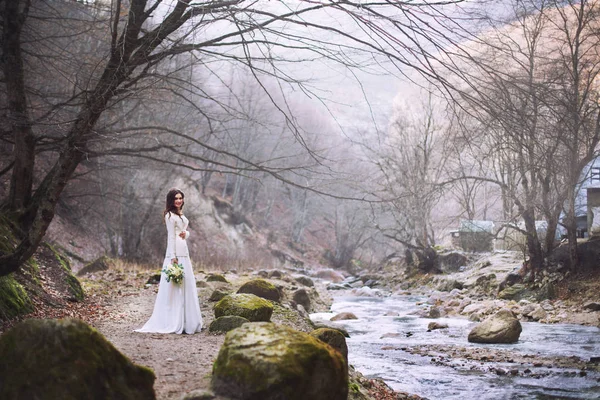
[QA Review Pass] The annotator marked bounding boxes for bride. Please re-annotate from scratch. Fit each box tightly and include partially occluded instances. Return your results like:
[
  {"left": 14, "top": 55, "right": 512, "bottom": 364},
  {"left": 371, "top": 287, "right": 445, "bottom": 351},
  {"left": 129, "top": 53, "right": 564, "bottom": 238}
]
[{"left": 135, "top": 188, "right": 203, "bottom": 334}]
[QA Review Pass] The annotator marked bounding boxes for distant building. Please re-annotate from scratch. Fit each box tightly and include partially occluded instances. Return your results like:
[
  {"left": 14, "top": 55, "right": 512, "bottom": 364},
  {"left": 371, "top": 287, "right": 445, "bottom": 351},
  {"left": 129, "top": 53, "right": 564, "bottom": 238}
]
[
  {"left": 450, "top": 220, "right": 495, "bottom": 252},
  {"left": 575, "top": 158, "right": 600, "bottom": 238}
]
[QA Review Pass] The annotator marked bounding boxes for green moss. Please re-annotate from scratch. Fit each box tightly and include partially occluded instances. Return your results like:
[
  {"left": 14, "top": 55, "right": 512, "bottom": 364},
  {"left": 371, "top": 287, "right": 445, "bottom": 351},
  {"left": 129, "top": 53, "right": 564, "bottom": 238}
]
[
  {"left": 0, "top": 318, "right": 156, "bottom": 399},
  {"left": 0, "top": 274, "right": 34, "bottom": 320},
  {"left": 214, "top": 293, "right": 273, "bottom": 322},
  {"left": 349, "top": 382, "right": 360, "bottom": 393},
  {"left": 19, "top": 257, "right": 42, "bottom": 287}
]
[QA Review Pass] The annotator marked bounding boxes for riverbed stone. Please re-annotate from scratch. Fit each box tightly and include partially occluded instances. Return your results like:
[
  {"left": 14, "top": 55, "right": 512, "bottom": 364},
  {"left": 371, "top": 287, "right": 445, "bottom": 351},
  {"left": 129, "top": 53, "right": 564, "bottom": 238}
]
[
  {"left": 583, "top": 302, "right": 600, "bottom": 311},
  {"left": 331, "top": 312, "right": 358, "bottom": 321},
  {"left": 295, "top": 276, "right": 315, "bottom": 287},
  {"left": 468, "top": 309, "right": 522, "bottom": 344},
  {"left": 427, "top": 322, "right": 449, "bottom": 331},
  {"left": 292, "top": 288, "right": 312, "bottom": 312},
  {"left": 212, "top": 322, "right": 348, "bottom": 400},
  {"left": 0, "top": 318, "right": 155, "bottom": 399},
  {"left": 529, "top": 306, "right": 547, "bottom": 321}
]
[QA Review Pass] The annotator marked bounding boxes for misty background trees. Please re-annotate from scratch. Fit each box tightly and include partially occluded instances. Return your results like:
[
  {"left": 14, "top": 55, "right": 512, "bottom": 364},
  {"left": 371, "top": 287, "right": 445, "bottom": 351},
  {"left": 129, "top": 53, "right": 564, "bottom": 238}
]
[{"left": 2, "top": 0, "right": 600, "bottom": 277}]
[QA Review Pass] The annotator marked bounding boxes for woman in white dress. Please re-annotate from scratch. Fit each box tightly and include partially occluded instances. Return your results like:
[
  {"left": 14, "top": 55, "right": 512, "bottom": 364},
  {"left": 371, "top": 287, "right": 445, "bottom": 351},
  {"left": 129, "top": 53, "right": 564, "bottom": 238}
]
[{"left": 135, "top": 188, "right": 203, "bottom": 334}]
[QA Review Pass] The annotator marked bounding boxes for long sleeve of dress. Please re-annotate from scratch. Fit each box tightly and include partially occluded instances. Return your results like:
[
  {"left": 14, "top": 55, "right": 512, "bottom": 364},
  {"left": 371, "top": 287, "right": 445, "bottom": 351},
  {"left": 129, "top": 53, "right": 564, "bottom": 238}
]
[{"left": 165, "top": 214, "right": 176, "bottom": 259}]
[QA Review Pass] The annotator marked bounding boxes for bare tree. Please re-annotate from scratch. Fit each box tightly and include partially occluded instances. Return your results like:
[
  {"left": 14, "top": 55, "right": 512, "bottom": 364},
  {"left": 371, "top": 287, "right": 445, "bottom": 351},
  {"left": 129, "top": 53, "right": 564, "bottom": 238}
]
[
  {"left": 366, "top": 93, "right": 449, "bottom": 272},
  {"left": 2, "top": 0, "right": 475, "bottom": 276},
  {"left": 439, "top": 0, "right": 600, "bottom": 272}
]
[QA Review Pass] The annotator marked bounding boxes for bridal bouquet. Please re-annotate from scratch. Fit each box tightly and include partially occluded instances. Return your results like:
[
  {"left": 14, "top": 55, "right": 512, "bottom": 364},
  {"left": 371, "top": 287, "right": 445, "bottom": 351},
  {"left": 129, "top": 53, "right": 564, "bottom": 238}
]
[{"left": 162, "top": 261, "right": 184, "bottom": 284}]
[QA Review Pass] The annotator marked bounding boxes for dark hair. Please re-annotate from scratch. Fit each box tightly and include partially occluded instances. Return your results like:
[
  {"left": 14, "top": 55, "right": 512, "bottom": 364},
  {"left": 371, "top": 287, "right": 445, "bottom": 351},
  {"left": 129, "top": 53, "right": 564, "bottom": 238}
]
[{"left": 164, "top": 188, "right": 185, "bottom": 218}]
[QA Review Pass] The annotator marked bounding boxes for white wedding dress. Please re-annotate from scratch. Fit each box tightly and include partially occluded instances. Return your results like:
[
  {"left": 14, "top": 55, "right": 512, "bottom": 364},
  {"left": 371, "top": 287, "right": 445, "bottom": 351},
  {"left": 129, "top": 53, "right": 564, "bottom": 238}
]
[{"left": 135, "top": 212, "right": 203, "bottom": 334}]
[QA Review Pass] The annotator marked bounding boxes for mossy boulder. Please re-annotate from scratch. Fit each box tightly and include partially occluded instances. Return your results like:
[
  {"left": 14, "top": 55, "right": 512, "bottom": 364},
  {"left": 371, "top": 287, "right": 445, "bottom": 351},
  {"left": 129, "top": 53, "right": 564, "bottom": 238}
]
[
  {"left": 0, "top": 318, "right": 156, "bottom": 399},
  {"left": 212, "top": 322, "right": 348, "bottom": 400},
  {"left": 0, "top": 274, "right": 34, "bottom": 320},
  {"left": 237, "top": 279, "right": 281, "bottom": 302},
  {"left": 309, "top": 327, "right": 348, "bottom": 366},
  {"left": 209, "top": 288, "right": 231, "bottom": 302},
  {"left": 207, "top": 274, "right": 229, "bottom": 283},
  {"left": 214, "top": 293, "right": 273, "bottom": 322},
  {"left": 209, "top": 316, "right": 250, "bottom": 333},
  {"left": 76, "top": 255, "right": 111, "bottom": 277}
]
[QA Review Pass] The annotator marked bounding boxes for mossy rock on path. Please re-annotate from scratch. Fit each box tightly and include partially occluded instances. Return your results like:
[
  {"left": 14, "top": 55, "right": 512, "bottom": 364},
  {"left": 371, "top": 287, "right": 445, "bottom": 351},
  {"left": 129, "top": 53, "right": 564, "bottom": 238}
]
[
  {"left": 209, "top": 316, "right": 250, "bottom": 333},
  {"left": 237, "top": 278, "right": 281, "bottom": 302},
  {"left": 0, "top": 275, "right": 33, "bottom": 320},
  {"left": 214, "top": 293, "right": 273, "bottom": 322},
  {"left": 212, "top": 322, "right": 348, "bottom": 400},
  {"left": 0, "top": 318, "right": 156, "bottom": 399}
]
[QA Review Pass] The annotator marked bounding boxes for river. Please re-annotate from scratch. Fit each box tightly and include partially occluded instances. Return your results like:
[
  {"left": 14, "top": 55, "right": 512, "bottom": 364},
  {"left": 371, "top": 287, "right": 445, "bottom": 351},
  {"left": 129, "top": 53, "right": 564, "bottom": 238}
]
[{"left": 311, "top": 294, "right": 600, "bottom": 400}]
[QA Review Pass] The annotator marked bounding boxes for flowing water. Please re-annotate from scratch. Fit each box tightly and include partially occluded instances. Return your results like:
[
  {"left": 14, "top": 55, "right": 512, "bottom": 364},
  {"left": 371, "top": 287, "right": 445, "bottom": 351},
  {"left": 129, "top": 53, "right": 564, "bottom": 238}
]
[{"left": 311, "top": 295, "right": 600, "bottom": 400}]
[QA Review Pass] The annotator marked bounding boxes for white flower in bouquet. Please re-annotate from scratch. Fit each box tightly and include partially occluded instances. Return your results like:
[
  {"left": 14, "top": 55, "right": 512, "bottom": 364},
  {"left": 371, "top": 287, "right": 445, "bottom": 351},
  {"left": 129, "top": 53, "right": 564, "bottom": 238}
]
[{"left": 162, "top": 261, "right": 184, "bottom": 284}]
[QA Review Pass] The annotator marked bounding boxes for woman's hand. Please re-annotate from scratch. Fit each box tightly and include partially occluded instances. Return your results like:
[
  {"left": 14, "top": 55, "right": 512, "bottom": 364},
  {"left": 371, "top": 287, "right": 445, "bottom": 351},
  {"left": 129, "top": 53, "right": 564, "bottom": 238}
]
[
  {"left": 171, "top": 258, "right": 178, "bottom": 264},
  {"left": 179, "top": 231, "right": 186, "bottom": 239}
]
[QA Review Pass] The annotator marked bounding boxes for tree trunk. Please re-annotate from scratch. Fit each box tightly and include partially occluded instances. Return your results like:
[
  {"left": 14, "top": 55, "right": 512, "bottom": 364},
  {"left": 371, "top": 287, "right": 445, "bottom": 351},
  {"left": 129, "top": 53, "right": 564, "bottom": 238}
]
[
  {"left": 564, "top": 191, "right": 579, "bottom": 270},
  {"left": 522, "top": 209, "right": 544, "bottom": 280},
  {"left": 3, "top": 0, "right": 35, "bottom": 216}
]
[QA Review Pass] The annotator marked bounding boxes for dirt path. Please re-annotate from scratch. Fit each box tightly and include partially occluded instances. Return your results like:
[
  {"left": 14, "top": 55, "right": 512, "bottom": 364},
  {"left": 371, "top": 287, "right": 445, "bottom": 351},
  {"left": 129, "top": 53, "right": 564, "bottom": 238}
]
[{"left": 93, "top": 285, "right": 224, "bottom": 400}]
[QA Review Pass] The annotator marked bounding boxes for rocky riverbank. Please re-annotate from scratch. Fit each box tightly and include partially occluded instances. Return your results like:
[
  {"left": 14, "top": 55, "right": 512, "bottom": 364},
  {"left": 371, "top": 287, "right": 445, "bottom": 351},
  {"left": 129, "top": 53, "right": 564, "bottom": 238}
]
[{"left": 330, "top": 251, "right": 600, "bottom": 328}]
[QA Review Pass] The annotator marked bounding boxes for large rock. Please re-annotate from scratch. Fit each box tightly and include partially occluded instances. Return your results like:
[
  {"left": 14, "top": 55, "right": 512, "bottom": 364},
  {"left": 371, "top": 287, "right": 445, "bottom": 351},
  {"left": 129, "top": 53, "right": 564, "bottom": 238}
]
[
  {"left": 237, "top": 279, "right": 281, "bottom": 302},
  {"left": 468, "top": 309, "right": 522, "bottom": 344},
  {"left": 309, "top": 328, "right": 348, "bottom": 366},
  {"left": 0, "top": 318, "right": 155, "bottom": 399},
  {"left": 212, "top": 322, "right": 348, "bottom": 400},
  {"left": 214, "top": 293, "right": 273, "bottom": 322},
  {"left": 292, "top": 288, "right": 312, "bottom": 312}
]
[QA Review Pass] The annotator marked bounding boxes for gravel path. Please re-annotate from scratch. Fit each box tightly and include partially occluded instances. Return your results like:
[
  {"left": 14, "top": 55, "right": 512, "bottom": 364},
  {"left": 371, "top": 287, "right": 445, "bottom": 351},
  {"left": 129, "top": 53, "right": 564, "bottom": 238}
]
[{"left": 94, "top": 285, "right": 224, "bottom": 400}]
